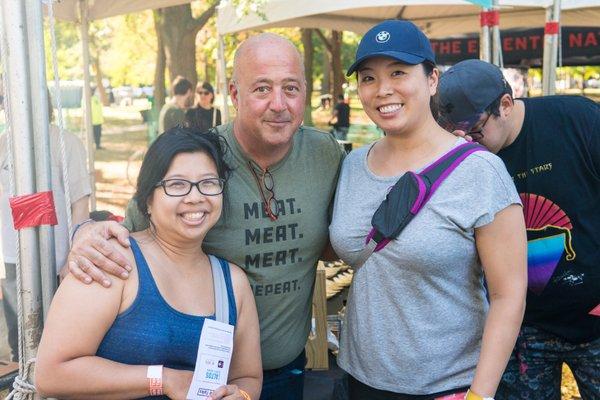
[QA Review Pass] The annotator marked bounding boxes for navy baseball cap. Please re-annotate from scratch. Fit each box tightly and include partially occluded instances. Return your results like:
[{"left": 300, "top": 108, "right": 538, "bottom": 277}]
[
  {"left": 438, "top": 59, "right": 511, "bottom": 131},
  {"left": 346, "top": 20, "right": 436, "bottom": 77}
]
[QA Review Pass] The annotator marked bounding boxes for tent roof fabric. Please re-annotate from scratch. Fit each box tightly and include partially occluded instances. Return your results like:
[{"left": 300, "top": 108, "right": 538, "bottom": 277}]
[
  {"left": 51, "top": 1, "right": 600, "bottom": 38},
  {"left": 51, "top": 0, "right": 600, "bottom": 28},
  {"left": 216, "top": 0, "right": 600, "bottom": 38},
  {"left": 51, "top": 0, "right": 191, "bottom": 22}
]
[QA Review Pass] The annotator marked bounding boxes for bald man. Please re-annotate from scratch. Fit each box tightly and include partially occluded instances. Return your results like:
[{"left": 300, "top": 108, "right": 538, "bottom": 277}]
[{"left": 67, "top": 33, "right": 345, "bottom": 399}]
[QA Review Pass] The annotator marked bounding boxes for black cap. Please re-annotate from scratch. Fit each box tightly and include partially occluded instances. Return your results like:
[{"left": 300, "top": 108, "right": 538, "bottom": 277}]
[{"left": 439, "top": 59, "right": 509, "bottom": 131}]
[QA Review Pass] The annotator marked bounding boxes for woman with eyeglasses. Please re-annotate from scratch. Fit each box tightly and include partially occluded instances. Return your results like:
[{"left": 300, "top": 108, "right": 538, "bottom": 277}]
[
  {"left": 329, "top": 20, "right": 527, "bottom": 400},
  {"left": 186, "top": 82, "right": 223, "bottom": 132},
  {"left": 36, "top": 127, "right": 262, "bottom": 400}
]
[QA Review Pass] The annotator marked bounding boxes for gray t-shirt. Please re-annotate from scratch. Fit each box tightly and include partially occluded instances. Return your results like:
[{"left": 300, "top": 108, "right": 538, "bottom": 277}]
[
  {"left": 158, "top": 102, "right": 186, "bottom": 134},
  {"left": 1, "top": 126, "right": 91, "bottom": 269},
  {"left": 124, "top": 122, "right": 345, "bottom": 369},
  {"left": 329, "top": 139, "right": 520, "bottom": 394}
]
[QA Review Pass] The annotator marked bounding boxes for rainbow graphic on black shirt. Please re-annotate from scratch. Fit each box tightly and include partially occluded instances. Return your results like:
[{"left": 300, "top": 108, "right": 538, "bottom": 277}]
[{"left": 521, "top": 193, "right": 576, "bottom": 295}]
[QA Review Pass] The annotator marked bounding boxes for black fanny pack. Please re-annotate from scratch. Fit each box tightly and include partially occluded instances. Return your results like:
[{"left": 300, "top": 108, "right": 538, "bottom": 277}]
[{"left": 354, "top": 142, "right": 485, "bottom": 268}]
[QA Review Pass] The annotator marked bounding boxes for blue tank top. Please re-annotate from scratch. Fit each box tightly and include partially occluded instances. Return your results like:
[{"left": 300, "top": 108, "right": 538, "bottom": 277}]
[{"left": 96, "top": 237, "right": 237, "bottom": 399}]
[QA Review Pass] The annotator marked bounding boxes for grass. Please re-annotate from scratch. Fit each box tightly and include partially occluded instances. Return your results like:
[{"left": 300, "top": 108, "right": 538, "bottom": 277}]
[{"left": 63, "top": 105, "right": 150, "bottom": 216}]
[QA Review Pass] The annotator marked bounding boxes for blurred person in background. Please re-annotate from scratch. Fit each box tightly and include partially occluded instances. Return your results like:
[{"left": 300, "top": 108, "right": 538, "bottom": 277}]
[
  {"left": 158, "top": 76, "right": 194, "bottom": 134},
  {"left": 91, "top": 86, "right": 104, "bottom": 149},
  {"left": 329, "top": 94, "right": 350, "bottom": 141},
  {"left": 186, "top": 81, "right": 222, "bottom": 132},
  {"left": 0, "top": 91, "right": 91, "bottom": 361}
]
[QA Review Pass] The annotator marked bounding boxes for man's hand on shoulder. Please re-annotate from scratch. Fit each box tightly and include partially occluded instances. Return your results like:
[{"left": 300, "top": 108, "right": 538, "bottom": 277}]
[
  {"left": 67, "top": 221, "right": 132, "bottom": 287},
  {"left": 451, "top": 129, "right": 474, "bottom": 142}
]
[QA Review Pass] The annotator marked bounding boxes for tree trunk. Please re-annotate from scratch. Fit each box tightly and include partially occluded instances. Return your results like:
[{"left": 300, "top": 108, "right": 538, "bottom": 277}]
[
  {"left": 153, "top": 9, "right": 167, "bottom": 111},
  {"left": 92, "top": 56, "right": 109, "bottom": 106},
  {"left": 154, "top": 4, "right": 216, "bottom": 88},
  {"left": 301, "top": 29, "right": 314, "bottom": 126},
  {"left": 315, "top": 29, "right": 342, "bottom": 101},
  {"left": 321, "top": 49, "right": 330, "bottom": 95},
  {"left": 205, "top": 59, "right": 211, "bottom": 86},
  {"left": 331, "top": 30, "right": 344, "bottom": 101}
]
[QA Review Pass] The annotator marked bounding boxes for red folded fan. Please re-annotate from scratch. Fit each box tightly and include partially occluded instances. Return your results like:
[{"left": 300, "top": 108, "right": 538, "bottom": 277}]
[{"left": 9, "top": 190, "right": 58, "bottom": 229}]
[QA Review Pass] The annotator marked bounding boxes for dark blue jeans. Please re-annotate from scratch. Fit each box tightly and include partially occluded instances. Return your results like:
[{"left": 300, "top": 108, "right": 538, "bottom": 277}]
[
  {"left": 496, "top": 325, "right": 600, "bottom": 400},
  {"left": 260, "top": 351, "right": 306, "bottom": 400}
]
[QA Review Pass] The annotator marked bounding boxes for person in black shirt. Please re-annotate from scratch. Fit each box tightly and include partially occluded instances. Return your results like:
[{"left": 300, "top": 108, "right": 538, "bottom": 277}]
[
  {"left": 439, "top": 59, "right": 600, "bottom": 400},
  {"left": 185, "top": 81, "right": 222, "bottom": 132},
  {"left": 329, "top": 94, "right": 350, "bottom": 140}
]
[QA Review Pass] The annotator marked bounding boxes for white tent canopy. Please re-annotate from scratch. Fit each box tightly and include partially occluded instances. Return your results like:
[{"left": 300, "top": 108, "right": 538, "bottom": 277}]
[
  {"left": 217, "top": 0, "right": 600, "bottom": 38},
  {"left": 51, "top": 1, "right": 600, "bottom": 33},
  {"left": 214, "top": 0, "right": 600, "bottom": 108},
  {"left": 52, "top": 0, "right": 191, "bottom": 22}
]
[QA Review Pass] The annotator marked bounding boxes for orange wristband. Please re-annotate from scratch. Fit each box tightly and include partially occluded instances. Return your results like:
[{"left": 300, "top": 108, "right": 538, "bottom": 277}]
[
  {"left": 239, "top": 389, "right": 251, "bottom": 400},
  {"left": 466, "top": 389, "right": 494, "bottom": 400}
]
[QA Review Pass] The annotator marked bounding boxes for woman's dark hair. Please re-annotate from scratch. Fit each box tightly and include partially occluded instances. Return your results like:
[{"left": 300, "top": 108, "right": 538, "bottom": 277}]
[
  {"left": 197, "top": 81, "right": 215, "bottom": 104},
  {"left": 134, "top": 126, "right": 232, "bottom": 219},
  {"left": 422, "top": 61, "right": 440, "bottom": 118}
]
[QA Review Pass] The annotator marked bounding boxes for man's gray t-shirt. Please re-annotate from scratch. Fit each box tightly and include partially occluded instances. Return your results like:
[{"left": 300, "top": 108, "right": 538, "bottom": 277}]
[
  {"left": 124, "top": 123, "right": 345, "bottom": 369},
  {"left": 329, "top": 139, "right": 520, "bottom": 394},
  {"left": 158, "top": 102, "right": 185, "bottom": 134}
]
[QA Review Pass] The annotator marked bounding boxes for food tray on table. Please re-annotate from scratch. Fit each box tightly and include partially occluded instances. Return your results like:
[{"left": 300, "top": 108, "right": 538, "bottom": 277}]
[{"left": 319, "top": 261, "right": 354, "bottom": 299}]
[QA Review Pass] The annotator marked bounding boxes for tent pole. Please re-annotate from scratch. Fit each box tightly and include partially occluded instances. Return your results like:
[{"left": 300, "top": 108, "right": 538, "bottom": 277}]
[
  {"left": 542, "top": 0, "right": 561, "bottom": 95},
  {"left": 218, "top": 35, "right": 229, "bottom": 123},
  {"left": 0, "top": 0, "right": 44, "bottom": 383},
  {"left": 25, "top": 0, "right": 57, "bottom": 320},
  {"left": 491, "top": 0, "right": 503, "bottom": 67},
  {"left": 79, "top": 0, "right": 96, "bottom": 209},
  {"left": 479, "top": 7, "right": 491, "bottom": 62}
]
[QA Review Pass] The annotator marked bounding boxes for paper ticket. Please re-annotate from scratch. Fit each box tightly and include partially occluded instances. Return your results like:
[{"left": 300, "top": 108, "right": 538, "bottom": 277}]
[{"left": 186, "top": 319, "right": 235, "bottom": 400}]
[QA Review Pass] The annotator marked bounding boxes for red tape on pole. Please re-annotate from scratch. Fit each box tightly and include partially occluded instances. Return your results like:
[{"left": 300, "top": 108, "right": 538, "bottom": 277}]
[
  {"left": 480, "top": 11, "right": 490, "bottom": 27},
  {"left": 489, "top": 10, "right": 499, "bottom": 26},
  {"left": 479, "top": 11, "right": 499, "bottom": 27},
  {"left": 9, "top": 191, "right": 58, "bottom": 229},
  {"left": 545, "top": 21, "right": 560, "bottom": 35}
]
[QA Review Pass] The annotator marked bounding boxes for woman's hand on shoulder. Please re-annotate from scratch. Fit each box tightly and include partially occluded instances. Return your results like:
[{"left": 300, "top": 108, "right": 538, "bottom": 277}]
[{"left": 451, "top": 128, "right": 474, "bottom": 142}]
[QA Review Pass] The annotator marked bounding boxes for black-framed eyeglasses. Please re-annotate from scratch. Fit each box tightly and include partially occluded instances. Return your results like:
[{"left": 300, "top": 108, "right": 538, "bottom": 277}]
[
  {"left": 468, "top": 113, "right": 492, "bottom": 142},
  {"left": 248, "top": 161, "right": 279, "bottom": 221},
  {"left": 155, "top": 178, "right": 225, "bottom": 197},
  {"left": 197, "top": 91, "right": 211, "bottom": 96}
]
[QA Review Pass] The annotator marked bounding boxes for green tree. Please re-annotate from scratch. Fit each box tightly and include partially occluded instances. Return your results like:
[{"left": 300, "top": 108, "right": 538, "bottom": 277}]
[
  {"left": 102, "top": 12, "right": 157, "bottom": 87},
  {"left": 315, "top": 30, "right": 345, "bottom": 100},
  {"left": 154, "top": 3, "right": 217, "bottom": 87},
  {"left": 301, "top": 29, "right": 314, "bottom": 125},
  {"left": 89, "top": 20, "right": 113, "bottom": 104},
  {"left": 44, "top": 20, "right": 81, "bottom": 81}
]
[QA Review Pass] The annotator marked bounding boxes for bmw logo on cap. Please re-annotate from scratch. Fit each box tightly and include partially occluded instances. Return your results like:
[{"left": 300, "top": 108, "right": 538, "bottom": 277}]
[{"left": 376, "top": 31, "right": 390, "bottom": 43}]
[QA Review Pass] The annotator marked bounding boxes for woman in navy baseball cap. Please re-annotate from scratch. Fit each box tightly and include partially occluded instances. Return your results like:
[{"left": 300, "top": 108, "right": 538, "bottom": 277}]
[{"left": 329, "top": 20, "right": 526, "bottom": 400}]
